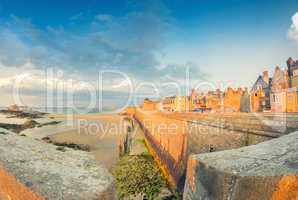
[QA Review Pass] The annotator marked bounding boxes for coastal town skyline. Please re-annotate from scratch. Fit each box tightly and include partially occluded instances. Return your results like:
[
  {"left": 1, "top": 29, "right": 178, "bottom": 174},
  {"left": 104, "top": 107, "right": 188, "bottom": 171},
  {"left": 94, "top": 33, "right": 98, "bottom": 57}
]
[
  {"left": 0, "top": 1, "right": 298, "bottom": 200},
  {"left": 3, "top": 56, "right": 298, "bottom": 114},
  {"left": 0, "top": 0, "right": 298, "bottom": 109}
]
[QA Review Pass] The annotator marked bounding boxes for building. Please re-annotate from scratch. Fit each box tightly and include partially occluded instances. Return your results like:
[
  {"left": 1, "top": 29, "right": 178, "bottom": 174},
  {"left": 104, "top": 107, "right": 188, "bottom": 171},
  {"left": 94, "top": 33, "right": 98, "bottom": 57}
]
[
  {"left": 250, "top": 71, "right": 271, "bottom": 112},
  {"left": 240, "top": 88, "right": 251, "bottom": 112},
  {"left": 287, "top": 57, "right": 298, "bottom": 88},
  {"left": 189, "top": 89, "right": 199, "bottom": 111},
  {"left": 189, "top": 89, "right": 205, "bottom": 111},
  {"left": 269, "top": 59, "right": 298, "bottom": 113},
  {"left": 285, "top": 57, "right": 298, "bottom": 112},
  {"left": 223, "top": 87, "right": 243, "bottom": 112},
  {"left": 142, "top": 99, "right": 159, "bottom": 111},
  {"left": 204, "top": 89, "right": 223, "bottom": 112},
  {"left": 161, "top": 96, "right": 176, "bottom": 112},
  {"left": 270, "top": 66, "right": 289, "bottom": 112},
  {"left": 253, "top": 58, "right": 298, "bottom": 113},
  {"left": 160, "top": 95, "right": 191, "bottom": 112},
  {"left": 285, "top": 88, "right": 298, "bottom": 112},
  {"left": 174, "top": 96, "right": 190, "bottom": 112}
]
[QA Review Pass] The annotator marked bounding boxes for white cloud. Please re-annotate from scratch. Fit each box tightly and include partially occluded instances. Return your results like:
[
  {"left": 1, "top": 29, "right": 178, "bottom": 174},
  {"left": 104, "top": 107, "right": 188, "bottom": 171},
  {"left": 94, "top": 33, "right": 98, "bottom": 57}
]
[
  {"left": 0, "top": 10, "right": 172, "bottom": 78},
  {"left": 112, "top": 79, "right": 131, "bottom": 89},
  {"left": 288, "top": 12, "right": 298, "bottom": 42},
  {"left": 0, "top": 2, "right": 205, "bottom": 106}
]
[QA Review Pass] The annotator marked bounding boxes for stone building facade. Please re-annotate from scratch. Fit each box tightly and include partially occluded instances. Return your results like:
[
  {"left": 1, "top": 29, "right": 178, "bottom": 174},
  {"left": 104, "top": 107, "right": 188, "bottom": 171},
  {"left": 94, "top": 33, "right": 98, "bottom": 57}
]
[
  {"left": 157, "top": 58, "right": 298, "bottom": 114},
  {"left": 189, "top": 89, "right": 205, "bottom": 111},
  {"left": 250, "top": 57, "right": 298, "bottom": 113},
  {"left": 204, "top": 89, "right": 223, "bottom": 112},
  {"left": 161, "top": 96, "right": 176, "bottom": 112},
  {"left": 285, "top": 58, "right": 298, "bottom": 112},
  {"left": 162, "top": 96, "right": 190, "bottom": 112},
  {"left": 268, "top": 58, "right": 298, "bottom": 113},
  {"left": 189, "top": 89, "right": 199, "bottom": 111},
  {"left": 142, "top": 99, "right": 159, "bottom": 111},
  {"left": 174, "top": 96, "right": 190, "bottom": 112},
  {"left": 287, "top": 57, "right": 298, "bottom": 88},
  {"left": 284, "top": 88, "right": 298, "bottom": 112},
  {"left": 250, "top": 71, "right": 271, "bottom": 112},
  {"left": 270, "top": 66, "right": 289, "bottom": 112},
  {"left": 223, "top": 87, "right": 243, "bottom": 112},
  {"left": 240, "top": 88, "right": 251, "bottom": 112}
]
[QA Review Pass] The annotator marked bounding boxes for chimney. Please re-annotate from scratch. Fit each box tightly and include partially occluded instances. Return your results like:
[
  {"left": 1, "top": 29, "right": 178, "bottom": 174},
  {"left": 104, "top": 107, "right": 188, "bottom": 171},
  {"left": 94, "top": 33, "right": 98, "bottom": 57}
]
[
  {"left": 263, "top": 71, "right": 269, "bottom": 84},
  {"left": 275, "top": 66, "right": 280, "bottom": 71},
  {"left": 287, "top": 57, "right": 295, "bottom": 67},
  {"left": 237, "top": 87, "right": 243, "bottom": 94}
]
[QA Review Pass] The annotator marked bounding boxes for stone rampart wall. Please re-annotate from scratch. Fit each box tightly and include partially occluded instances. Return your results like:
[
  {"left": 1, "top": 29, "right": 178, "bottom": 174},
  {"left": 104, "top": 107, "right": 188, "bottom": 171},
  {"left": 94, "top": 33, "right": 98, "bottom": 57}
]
[{"left": 134, "top": 111, "right": 298, "bottom": 192}]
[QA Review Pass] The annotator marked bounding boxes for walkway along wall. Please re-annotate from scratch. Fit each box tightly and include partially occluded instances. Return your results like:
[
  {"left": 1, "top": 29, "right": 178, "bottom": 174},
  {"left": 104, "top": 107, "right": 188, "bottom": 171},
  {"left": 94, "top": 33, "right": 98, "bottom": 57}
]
[{"left": 134, "top": 110, "right": 188, "bottom": 190}]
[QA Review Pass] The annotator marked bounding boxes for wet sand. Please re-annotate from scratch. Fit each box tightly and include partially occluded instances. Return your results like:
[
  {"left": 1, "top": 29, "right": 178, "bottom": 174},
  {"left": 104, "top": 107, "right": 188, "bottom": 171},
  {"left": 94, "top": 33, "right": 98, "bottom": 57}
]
[
  {"left": 48, "top": 113, "right": 123, "bottom": 123},
  {"left": 46, "top": 114, "right": 128, "bottom": 169}
]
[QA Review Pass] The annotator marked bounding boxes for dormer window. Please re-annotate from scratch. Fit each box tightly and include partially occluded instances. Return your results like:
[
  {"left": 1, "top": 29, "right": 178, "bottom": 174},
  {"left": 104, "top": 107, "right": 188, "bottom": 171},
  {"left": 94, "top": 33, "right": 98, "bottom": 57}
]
[{"left": 293, "top": 69, "right": 298, "bottom": 77}]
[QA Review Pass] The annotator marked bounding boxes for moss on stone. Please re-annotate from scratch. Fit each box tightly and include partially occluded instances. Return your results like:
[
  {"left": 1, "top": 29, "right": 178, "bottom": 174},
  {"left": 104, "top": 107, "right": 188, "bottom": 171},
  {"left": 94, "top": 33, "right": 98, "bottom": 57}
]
[{"left": 112, "top": 154, "right": 167, "bottom": 200}]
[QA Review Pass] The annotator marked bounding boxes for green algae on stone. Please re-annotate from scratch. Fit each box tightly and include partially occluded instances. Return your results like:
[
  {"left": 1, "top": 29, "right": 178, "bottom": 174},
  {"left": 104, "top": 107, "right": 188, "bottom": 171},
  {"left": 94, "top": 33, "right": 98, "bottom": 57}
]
[{"left": 112, "top": 154, "right": 167, "bottom": 200}]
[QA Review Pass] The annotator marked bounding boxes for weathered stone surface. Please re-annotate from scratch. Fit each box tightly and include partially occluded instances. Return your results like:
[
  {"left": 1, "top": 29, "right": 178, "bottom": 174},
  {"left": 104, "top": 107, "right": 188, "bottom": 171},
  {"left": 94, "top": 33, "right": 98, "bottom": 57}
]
[
  {"left": 184, "top": 131, "right": 298, "bottom": 200},
  {"left": 0, "top": 129, "right": 114, "bottom": 200}
]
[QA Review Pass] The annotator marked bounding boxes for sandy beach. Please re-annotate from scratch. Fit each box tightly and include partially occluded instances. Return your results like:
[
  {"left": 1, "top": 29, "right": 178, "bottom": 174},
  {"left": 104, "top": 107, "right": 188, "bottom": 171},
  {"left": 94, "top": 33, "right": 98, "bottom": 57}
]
[
  {"left": 0, "top": 110, "right": 134, "bottom": 169},
  {"left": 45, "top": 113, "right": 131, "bottom": 169}
]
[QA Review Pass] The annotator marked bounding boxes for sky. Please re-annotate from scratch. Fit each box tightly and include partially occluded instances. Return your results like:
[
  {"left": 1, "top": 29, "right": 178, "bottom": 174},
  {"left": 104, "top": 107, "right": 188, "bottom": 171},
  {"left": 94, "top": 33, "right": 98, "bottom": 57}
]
[{"left": 0, "top": 0, "right": 298, "bottom": 110}]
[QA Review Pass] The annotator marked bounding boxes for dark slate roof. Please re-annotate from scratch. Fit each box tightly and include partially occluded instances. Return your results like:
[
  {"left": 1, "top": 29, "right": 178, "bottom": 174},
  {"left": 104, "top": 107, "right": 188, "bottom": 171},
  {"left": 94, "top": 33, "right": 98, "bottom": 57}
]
[
  {"left": 251, "top": 75, "right": 270, "bottom": 92},
  {"left": 290, "top": 60, "right": 298, "bottom": 67}
]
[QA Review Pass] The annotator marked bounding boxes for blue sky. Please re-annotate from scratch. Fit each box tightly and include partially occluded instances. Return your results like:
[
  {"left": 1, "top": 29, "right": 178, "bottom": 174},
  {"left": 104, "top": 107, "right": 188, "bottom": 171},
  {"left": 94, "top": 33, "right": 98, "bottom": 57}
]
[{"left": 0, "top": 0, "right": 298, "bottom": 108}]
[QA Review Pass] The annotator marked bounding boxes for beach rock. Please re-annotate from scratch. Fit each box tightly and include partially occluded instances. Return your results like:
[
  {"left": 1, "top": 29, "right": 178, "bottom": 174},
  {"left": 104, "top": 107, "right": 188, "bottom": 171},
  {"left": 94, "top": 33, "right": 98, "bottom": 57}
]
[
  {"left": 0, "top": 119, "right": 62, "bottom": 134},
  {"left": 23, "top": 119, "right": 39, "bottom": 128},
  {"left": 0, "top": 132, "right": 115, "bottom": 200},
  {"left": 0, "top": 109, "right": 46, "bottom": 119}
]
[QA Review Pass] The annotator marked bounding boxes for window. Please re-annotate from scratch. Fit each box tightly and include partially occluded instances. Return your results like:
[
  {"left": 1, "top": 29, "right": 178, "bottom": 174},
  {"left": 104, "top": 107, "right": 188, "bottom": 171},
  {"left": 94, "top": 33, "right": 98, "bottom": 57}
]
[
  {"left": 276, "top": 95, "right": 280, "bottom": 103},
  {"left": 293, "top": 69, "right": 298, "bottom": 77},
  {"left": 288, "top": 96, "right": 293, "bottom": 102}
]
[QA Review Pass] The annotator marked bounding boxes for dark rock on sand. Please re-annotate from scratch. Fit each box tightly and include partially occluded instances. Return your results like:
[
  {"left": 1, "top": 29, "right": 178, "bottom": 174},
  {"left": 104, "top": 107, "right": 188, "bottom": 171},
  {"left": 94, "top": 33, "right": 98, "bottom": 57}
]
[
  {"left": 0, "top": 109, "right": 46, "bottom": 119},
  {"left": 0, "top": 119, "right": 61, "bottom": 134},
  {"left": 42, "top": 136, "right": 91, "bottom": 152}
]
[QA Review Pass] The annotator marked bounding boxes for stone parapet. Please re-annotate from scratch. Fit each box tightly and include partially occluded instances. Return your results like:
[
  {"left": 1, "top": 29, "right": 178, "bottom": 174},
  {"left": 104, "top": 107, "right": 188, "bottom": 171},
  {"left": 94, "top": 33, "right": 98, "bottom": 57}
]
[
  {"left": 184, "top": 131, "right": 298, "bottom": 200},
  {"left": 0, "top": 165, "right": 43, "bottom": 200}
]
